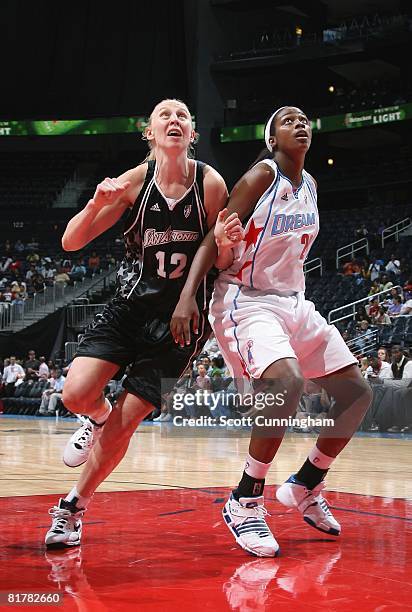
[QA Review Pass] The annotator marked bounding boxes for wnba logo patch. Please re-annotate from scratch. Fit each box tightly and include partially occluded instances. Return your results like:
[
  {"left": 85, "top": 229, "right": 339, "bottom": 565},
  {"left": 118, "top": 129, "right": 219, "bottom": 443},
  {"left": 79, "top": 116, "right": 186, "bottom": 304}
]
[
  {"left": 184, "top": 205, "right": 192, "bottom": 218},
  {"left": 246, "top": 340, "right": 254, "bottom": 366}
]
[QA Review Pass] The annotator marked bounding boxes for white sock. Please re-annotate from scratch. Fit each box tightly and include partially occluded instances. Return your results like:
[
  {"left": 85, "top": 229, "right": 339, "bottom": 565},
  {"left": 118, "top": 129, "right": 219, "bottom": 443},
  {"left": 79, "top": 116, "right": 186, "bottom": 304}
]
[
  {"left": 308, "top": 446, "right": 334, "bottom": 470},
  {"left": 64, "top": 487, "right": 91, "bottom": 510},
  {"left": 244, "top": 453, "right": 272, "bottom": 479},
  {"left": 92, "top": 398, "right": 112, "bottom": 425}
]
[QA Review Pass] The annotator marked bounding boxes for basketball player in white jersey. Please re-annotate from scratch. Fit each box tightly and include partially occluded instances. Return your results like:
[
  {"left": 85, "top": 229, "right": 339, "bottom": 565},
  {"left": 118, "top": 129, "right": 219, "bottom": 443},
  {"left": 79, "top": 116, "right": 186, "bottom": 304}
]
[
  {"left": 171, "top": 106, "right": 372, "bottom": 557},
  {"left": 44, "top": 99, "right": 228, "bottom": 548}
]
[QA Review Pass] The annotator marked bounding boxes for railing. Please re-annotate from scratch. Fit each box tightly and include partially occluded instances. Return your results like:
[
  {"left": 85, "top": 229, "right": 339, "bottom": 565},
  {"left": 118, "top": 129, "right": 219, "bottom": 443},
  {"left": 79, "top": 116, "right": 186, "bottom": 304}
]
[
  {"left": 381, "top": 217, "right": 411, "bottom": 248},
  {"left": 0, "top": 266, "right": 117, "bottom": 331},
  {"left": 304, "top": 257, "right": 323, "bottom": 276},
  {"left": 336, "top": 237, "right": 369, "bottom": 270},
  {"left": 346, "top": 329, "right": 379, "bottom": 358},
  {"left": 66, "top": 304, "right": 106, "bottom": 329},
  {"left": 0, "top": 282, "right": 78, "bottom": 331},
  {"left": 328, "top": 285, "right": 402, "bottom": 325},
  {"left": 64, "top": 342, "right": 79, "bottom": 363}
]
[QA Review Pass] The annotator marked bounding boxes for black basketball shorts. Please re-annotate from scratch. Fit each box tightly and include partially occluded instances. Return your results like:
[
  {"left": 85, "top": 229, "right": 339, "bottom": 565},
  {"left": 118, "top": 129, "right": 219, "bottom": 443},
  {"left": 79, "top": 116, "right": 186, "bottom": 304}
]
[{"left": 75, "top": 296, "right": 210, "bottom": 410}]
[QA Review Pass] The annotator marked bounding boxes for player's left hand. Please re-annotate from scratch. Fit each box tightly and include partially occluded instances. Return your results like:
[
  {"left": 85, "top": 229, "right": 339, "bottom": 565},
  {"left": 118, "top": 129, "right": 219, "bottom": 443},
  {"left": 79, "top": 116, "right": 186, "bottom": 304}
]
[{"left": 170, "top": 294, "right": 199, "bottom": 347}]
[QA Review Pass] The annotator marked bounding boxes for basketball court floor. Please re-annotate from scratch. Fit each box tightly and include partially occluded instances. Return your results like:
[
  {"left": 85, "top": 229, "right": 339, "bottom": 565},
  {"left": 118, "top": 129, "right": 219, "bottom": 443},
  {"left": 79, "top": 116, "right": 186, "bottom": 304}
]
[{"left": 1, "top": 416, "right": 411, "bottom": 611}]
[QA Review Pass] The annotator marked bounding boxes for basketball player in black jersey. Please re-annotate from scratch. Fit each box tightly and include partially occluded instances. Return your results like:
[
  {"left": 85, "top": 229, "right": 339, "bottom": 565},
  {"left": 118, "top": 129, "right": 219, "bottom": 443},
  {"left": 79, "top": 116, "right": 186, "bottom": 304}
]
[{"left": 45, "top": 99, "right": 228, "bottom": 548}]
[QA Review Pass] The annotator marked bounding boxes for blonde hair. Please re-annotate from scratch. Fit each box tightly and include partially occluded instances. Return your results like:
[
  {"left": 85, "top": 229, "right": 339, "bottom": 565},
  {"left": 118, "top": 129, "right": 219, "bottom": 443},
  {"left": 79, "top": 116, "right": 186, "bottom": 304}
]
[{"left": 141, "top": 98, "right": 198, "bottom": 162}]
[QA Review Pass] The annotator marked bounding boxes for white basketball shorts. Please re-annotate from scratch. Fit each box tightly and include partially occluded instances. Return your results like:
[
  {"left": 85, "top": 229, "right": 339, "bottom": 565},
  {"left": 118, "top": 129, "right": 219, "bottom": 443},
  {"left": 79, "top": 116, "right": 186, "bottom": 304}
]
[{"left": 209, "top": 280, "right": 357, "bottom": 380}]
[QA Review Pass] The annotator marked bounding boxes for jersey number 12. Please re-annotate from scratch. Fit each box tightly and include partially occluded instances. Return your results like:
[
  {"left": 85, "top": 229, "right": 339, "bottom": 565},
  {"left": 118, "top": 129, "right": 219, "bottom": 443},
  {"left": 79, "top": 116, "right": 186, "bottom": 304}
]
[{"left": 155, "top": 251, "right": 187, "bottom": 279}]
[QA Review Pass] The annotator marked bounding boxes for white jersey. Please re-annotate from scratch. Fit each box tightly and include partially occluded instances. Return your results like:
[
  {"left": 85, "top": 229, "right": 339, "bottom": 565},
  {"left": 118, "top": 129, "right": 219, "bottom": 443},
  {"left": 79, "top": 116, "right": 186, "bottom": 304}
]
[{"left": 220, "top": 159, "right": 319, "bottom": 293}]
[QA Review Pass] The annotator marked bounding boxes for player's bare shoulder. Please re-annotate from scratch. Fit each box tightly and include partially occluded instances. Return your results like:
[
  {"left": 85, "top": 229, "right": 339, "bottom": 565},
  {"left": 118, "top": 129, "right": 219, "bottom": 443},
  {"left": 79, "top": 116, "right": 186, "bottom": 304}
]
[
  {"left": 202, "top": 164, "right": 228, "bottom": 227},
  {"left": 203, "top": 164, "right": 228, "bottom": 197},
  {"left": 117, "top": 163, "right": 149, "bottom": 208}
]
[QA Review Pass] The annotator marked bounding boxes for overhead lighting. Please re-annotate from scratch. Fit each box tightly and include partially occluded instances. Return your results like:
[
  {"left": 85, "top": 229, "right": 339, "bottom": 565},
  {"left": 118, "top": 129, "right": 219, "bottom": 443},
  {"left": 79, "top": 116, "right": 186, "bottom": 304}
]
[
  {"left": 328, "top": 158, "right": 334, "bottom": 166},
  {"left": 328, "top": 85, "right": 335, "bottom": 93}
]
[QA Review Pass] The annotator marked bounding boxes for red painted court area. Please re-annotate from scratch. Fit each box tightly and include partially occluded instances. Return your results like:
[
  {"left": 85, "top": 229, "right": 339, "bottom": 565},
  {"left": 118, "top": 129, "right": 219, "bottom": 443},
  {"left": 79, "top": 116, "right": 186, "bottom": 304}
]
[{"left": 1, "top": 487, "right": 412, "bottom": 611}]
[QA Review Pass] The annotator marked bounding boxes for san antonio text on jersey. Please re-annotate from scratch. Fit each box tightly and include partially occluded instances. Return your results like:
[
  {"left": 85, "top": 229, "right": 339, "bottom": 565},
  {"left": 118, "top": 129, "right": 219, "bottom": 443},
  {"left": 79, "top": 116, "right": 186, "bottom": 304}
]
[{"left": 116, "top": 160, "right": 212, "bottom": 312}]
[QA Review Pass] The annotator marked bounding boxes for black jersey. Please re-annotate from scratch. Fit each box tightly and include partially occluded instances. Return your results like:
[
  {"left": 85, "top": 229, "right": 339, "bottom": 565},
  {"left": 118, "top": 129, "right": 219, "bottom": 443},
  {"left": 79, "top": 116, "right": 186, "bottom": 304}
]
[{"left": 116, "top": 160, "right": 212, "bottom": 313}]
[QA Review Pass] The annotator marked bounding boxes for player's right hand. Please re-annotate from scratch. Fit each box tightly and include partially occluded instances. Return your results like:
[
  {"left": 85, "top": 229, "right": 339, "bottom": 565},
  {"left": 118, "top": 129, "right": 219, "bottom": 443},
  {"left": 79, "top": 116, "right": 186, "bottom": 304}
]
[
  {"left": 89, "top": 177, "right": 131, "bottom": 209},
  {"left": 214, "top": 209, "right": 244, "bottom": 249},
  {"left": 170, "top": 294, "right": 199, "bottom": 347}
]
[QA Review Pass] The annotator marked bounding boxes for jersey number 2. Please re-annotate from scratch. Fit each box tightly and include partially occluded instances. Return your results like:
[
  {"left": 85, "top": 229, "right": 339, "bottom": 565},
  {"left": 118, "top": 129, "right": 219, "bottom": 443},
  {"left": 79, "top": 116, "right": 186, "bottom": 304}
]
[
  {"left": 155, "top": 251, "right": 187, "bottom": 279},
  {"left": 299, "top": 234, "right": 310, "bottom": 260}
]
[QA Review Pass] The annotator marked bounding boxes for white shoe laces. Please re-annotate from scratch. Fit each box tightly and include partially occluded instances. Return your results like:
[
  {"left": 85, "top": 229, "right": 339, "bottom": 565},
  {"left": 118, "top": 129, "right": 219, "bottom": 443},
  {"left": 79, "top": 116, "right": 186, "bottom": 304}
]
[
  {"left": 74, "top": 424, "right": 93, "bottom": 449},
  {"left": 238, "top": 503, "right": 270, "bottom": 526},
  {"left": 306, "top": 483, "right": 333, "bottom": 516},
  {"left": 48, "top": 507, "right": 75, "bottom": 531}
]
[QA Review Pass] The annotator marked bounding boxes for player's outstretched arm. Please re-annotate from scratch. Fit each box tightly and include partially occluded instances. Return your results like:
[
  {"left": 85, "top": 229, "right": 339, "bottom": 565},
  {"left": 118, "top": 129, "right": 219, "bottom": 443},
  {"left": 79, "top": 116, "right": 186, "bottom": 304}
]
[{"left": 61, "top": 165, "right": 146, "bottom": 251}]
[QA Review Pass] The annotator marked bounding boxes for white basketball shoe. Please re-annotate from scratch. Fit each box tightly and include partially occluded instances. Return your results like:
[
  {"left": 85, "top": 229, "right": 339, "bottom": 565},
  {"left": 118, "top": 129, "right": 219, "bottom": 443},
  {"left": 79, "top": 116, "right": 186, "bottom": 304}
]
[
  {"left": 222, "top": 494, "right": 280, "bottom": 557},
  {"left": 45, "top": 499, "right": 84, "bottom": 549},
  {"left": 62, "top": 399, "right": 112, "bottom": 467},
  {"left": 276, "top": 475, "right": 341, "bottom": 536}
]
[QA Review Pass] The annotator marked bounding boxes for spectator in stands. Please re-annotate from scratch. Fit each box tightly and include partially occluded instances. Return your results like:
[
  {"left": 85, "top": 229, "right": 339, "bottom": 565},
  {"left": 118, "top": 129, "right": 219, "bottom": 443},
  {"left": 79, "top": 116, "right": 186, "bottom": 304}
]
[
  {"left": 354, "top": 319, "right": 374, "bottom": 352},
  {"left": 14, "top": 239, "right": 25, "bottom": 253},
  {"left": 210, "top": 355, "right": 225, "bottom": 378},
  {"left": 25, "top": 263, "right": 37, "bottom": 282},
  {"left": 388, "top": 295, "right": 402, "bottom": 318},
  {"left": 385, "top": 254, "right": 401, "bottom": 277},
  {"left": 88, "top": 251, "right": 100, "bottom": 274},
  {"left": 341, "top": 330, "right": 350, "bottom": 342},
  {"left": 24, "top": 350, "right": 40, "bottom": 380},
  {"left": 200, "top": 355, "right": 212, "bottom": 373},
  {"left": 26, "top": 251, "right": 40, "bottom": 265},
  {"left": 4, "top": 240, "right": 12, "bottom": 255},
  {"left": 403, "top": 279, "right": 412, "bottom": 300},
  {"left": 400, "top": 298, "right": 412, "bottom": 315},
  {"left": 54, "top": 266, "right": 71, "bottom": 285},
  {"left": 26, "top": 237, "right": 39, "bottom": 252},
  {"left": 367, "top": 297, "right": 380, "bottom": 320},
  {"left": 377, "top": 220, "right": 385, "bottom": 238},
  {"left": 355, "top": 224, "right": 368, "bottom": 239},
  {"left": 195, "top": 364, "right": 212, "bottom": 391},
  {"left": 37, "top": 356, "right": 49, "bottom": 378},
  {"left": 368, "top": 279, "right": 383, "bottom": 296},
  {"left": 30, "top": 272, "right": 45, "bottom": 293},
  {"left": 61, "top": 258, "right": 72, "bottom": 273},
  {"left": 38, "top": 368, "right": 66, "bottom": 415},
  {"left": 388, "top": 346, "right": 412, "bottom": 381},
  {"left": 355, "top": 305, "right": 370, "bottom": 323},
  {"left": 10, "top": 281, "right": 23, "bottom": 301},
  {"left": 378, "top": 347, "right": 390, "bottom": 364},
  {"left": 364, "top": 352, "right": 392, "bottom": 380},
  {"left": 2, "top": 356, "right": 25, "bottom": 396},
  {"left": 104, "top": 252, "right": 116, "bottom": 267},
  {"left": 367, "top": 257, "right": 383, "bottom": 282},
  {"left": 359, "top": 357, "right": 369, "bottom": 374},
  {"left": 343, "top": 259, "right": 360, "bottom": 276},
  {"left": 380, "top": 274, "right": 393, "bottom": 291},
  {"left": 43, "top": 262, "right": 57, "bottom": 285},
  {"left": 374, "top": 306, "right": 391, "bottom": 325},
  {"left": 70, "top": 259, "right": 86, "bottom": 281},
  {"left": 9, "top": 258, "right": 22, "bottom": 275},
  {"left": 3, "top": 286, "right": 12, "bottom": 302}
]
